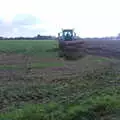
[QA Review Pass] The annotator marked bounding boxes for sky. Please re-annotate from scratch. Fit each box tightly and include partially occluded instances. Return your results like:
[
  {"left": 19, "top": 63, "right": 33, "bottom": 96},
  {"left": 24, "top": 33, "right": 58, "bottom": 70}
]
[{"left": 0, "top": 0, "right": 120, "bottom": 37}]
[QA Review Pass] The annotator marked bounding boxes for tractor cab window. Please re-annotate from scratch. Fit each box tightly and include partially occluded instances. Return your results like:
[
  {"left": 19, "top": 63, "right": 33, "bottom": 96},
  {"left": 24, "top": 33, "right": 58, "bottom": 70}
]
[
  {"left": 63, "top": 31, "right": 72, "bottom": 40},
  {"left": 64, "top": 32, "right": 72, "bottom": 37}
]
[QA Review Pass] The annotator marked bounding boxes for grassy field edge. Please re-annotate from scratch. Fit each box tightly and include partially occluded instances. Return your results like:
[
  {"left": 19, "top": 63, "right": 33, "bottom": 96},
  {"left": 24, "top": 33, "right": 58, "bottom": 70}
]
[{"left": 0, "top": 92, "right": 120, "bottom": 120}]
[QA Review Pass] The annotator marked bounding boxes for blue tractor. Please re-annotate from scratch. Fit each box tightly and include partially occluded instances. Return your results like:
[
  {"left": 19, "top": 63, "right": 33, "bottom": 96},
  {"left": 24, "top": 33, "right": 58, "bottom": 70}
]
[
  {"left": 58, "top": 29, "right": 77, "bottom": 41},
  {"left": 58, "top": 29, "right": 85, "bottom": 60}
]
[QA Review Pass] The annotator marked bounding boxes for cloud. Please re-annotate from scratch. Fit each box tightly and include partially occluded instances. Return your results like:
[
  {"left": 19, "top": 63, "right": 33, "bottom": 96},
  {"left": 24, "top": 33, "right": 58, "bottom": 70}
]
[
  {"left": 0, "top": 14, "right": 46, "bottom": 37},
  {"left": 0, "top": 0, "right": 120, "bottom": 37},
  {"left": 12, "top": 14, "right": 41, "bottom": 26},
  {"left": 0, "top": 19, "right": 2, "bottom": 24}
]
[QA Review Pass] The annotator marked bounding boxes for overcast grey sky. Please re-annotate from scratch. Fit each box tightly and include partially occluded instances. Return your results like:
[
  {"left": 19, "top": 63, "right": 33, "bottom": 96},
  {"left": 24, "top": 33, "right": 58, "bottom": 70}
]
[{"left": 0, "top": 0, "right": 120, "bottom": 37}]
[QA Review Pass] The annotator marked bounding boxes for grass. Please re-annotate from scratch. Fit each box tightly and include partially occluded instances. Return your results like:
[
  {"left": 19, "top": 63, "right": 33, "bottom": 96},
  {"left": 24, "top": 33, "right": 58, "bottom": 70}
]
[
  {"left": 0, "top": 62, "right": 64, "bottom": 70},
  {"left": 0, "top": 40, "right": 58, "bottom": 57},
  {"left": 0, "top": 40, "right": 120, "bottom": 119},
  {"left": 0, "top": 89, "right": 120, "bottom": 120}
]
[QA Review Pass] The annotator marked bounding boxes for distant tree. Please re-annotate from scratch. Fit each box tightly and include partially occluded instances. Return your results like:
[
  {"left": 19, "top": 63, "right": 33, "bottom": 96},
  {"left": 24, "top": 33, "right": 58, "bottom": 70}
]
[
  {"left": 118, "top": 33, "right": 120, "bottom": 37},
  {"left": 37, "top": 34, "right": 41, "bottom": 38},
  {"left": 0, "top": 37, "right": 3, "bottom": 40}
]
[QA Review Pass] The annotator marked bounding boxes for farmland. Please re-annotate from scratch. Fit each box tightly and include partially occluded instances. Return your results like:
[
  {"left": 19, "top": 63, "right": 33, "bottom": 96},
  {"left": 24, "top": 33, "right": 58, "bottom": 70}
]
[{"left": 0, "top": 40, "right": 120, "bottom": 120}]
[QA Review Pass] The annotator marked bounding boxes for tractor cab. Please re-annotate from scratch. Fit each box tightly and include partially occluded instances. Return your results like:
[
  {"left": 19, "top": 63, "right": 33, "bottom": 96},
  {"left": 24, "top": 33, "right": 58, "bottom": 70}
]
[{"left": 58, "top": 29, "right": 76, "bottom": 41}]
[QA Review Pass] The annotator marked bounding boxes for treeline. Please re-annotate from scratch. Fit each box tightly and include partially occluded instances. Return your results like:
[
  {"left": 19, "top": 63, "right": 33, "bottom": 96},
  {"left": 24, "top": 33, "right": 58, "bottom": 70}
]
[{"left": 0, "top": 34, "right": 56, "bottom": 40}]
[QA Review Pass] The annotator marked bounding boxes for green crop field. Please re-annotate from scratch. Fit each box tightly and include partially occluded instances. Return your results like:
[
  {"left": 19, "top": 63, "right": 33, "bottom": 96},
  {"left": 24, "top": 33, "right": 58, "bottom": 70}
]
[
  {"left": 0, "top": 40, "right": 120, "bottom": 120},
  {"left": 0, "top": 40, "right": 58, "bottom": 56}
]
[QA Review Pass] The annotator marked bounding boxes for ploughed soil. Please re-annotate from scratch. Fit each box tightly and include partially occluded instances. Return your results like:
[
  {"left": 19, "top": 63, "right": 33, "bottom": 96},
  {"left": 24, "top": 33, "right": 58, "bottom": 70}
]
[{"left": 0, "top": 40, "right": 120, "bottom": 83}]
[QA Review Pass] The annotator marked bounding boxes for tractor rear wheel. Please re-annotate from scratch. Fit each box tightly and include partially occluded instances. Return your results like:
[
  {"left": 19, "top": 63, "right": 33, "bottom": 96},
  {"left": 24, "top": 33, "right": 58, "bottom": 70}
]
[
  {"left": 63, "top": 47, "right": 79, "bottom": 60},
  {"left": 58, "top": 50, "right": 64, "bottom": 57}
]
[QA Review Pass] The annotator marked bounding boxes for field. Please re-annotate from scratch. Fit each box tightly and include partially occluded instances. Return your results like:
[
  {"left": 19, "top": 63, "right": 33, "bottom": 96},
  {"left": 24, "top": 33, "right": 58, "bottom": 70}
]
[{"left": 0, "top": 40, "right": 120, "bottom": 120}]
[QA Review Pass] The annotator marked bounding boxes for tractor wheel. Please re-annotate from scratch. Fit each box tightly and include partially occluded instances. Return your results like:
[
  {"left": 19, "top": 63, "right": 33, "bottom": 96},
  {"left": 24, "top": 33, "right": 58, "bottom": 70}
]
[
  {"left": 63, "top": 47, "right": 79, "bottom": 60},
  {"left": 63, "top": 51, "right": 79, "bottom": 60},
  {"left": 58, "top": 50, "right": 64, "bottom": 57}
]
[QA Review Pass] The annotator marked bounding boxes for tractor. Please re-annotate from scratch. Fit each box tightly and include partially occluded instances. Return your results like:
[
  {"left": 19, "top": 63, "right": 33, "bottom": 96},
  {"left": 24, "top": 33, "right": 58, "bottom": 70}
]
[
  {"left": 58, "top": 29, "right": 85, "bottom": 60},
  {"left": 58, "top": 29, "right": 77, "bottom": 41}
]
